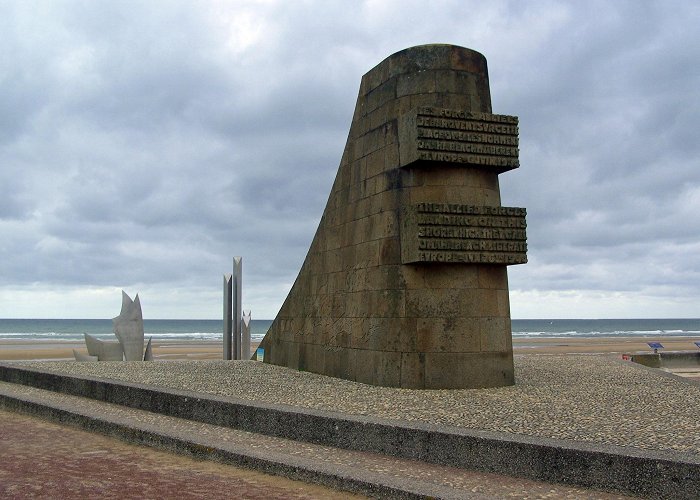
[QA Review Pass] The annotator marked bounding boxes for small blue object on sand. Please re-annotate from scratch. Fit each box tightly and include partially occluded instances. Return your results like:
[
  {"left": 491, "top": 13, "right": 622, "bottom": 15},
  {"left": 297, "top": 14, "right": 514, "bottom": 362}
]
[{"left": 647, "top": 342, "right": 664, "bottom": 353}]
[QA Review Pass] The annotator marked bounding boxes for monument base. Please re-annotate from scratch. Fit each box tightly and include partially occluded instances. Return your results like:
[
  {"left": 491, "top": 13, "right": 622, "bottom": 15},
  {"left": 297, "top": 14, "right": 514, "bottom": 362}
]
[{"left": 265, "top": 340, "right": 514, "bottom": 389}]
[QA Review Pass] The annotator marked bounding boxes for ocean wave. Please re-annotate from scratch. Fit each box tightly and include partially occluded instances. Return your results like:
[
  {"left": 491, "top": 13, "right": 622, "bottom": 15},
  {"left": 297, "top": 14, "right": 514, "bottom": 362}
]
[
  {"left": 0, "top": 331, "right": 267, "bottom": 342},
  {"left": 2, "top": 318, "right": 697, "bottom": 342},
  {"left": 512, "top": 330, "right": 699, "bottom": 338}
]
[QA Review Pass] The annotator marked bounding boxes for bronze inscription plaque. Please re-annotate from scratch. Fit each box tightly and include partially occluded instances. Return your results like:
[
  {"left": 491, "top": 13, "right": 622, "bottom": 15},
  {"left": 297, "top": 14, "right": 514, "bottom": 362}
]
[
  {"left": 401, "top": 203, "right": 527, "bottom": 265},
  {"left": 399, "top": 107, "right": 520, "bottom": 173}
]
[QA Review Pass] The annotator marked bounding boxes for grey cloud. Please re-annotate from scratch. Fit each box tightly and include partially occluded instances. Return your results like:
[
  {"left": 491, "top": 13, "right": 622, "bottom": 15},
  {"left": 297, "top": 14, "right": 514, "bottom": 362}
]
[{"left": 1, "top": 0, "right": 699, "bottom": 317}]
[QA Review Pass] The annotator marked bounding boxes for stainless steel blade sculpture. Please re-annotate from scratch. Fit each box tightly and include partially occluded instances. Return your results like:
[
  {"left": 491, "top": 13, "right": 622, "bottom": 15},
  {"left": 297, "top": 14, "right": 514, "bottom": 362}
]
[
  {"left": 223, "top": 273, "right": 233, "bottom": 360},
  {"left": 242, "top": 310, "right": 251, "bottom": 360},
  {"left": 72, "top": 350, "right": 98, "bottom": 362},
  {"left": 113, "top": 291, "right": 145, "bottom": 361},
  {"left": 84, "top": 333, "right": 124, "bottom": 361},
  {"left": 223, "top": 257, "right": 243, "bottom": 360},
  {"left": 75, "top": 290, "right": 151, "bottom": 362},
  {"left": 233, "top": 257, "right": 242, "bottom": 360},
  {"left": 143, "top": 337, "right": 153, "bottom": 361}
]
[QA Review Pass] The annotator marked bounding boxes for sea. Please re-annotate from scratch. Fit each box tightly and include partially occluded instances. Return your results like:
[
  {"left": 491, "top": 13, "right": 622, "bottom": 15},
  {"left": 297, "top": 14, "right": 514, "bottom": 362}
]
[
  {"left": 0, "top": 319, "right": 272, "bottom": 343},
  {"left": 0, "top": 318, "right": 698, "bottom": 343}
]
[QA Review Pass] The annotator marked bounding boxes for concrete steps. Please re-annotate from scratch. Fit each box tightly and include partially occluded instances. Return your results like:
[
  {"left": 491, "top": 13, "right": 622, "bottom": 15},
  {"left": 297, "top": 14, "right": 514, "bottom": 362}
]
[
  {"left": 1, "top": 362, "right": 698, "bottom": 499},
  {"left": 3, "top": 381, "right": 624, "bottom": 500},
  {"left": 0, "top": 380, "right": 473, "bottom": 499}
]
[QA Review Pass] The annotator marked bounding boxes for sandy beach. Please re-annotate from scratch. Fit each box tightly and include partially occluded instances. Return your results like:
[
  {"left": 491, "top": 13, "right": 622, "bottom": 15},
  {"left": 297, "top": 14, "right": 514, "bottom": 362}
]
[
  {"left": 513, "top": 335, "right": 700, "bottom": 354},
  {"left": 2, "top": 335, "right": 699, "bottom": 382},
  {"left": 0, "top": 339, "right": 260, "bottom": 361},
  {"left": 2, "top": 336, "right": 699, "bottom": 361}
]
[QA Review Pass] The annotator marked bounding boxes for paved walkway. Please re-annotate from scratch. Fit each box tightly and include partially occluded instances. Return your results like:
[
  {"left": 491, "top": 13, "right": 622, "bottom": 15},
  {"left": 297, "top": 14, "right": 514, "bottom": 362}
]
[{"left": 0, "top": 409, "right": 361, "bottom": 500}]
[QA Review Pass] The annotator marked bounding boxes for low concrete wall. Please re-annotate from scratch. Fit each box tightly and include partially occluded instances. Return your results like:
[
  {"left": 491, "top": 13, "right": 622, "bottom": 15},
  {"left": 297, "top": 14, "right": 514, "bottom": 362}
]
[
  {"left": 631, "top": 351, "right": 700, "bottom": 369},
  {"left": 1, "top": 363, "right": 699, "bottom": 499}
]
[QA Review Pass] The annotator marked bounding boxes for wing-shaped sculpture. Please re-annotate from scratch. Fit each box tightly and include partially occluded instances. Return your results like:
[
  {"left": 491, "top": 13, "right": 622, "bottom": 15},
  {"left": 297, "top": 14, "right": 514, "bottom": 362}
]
[
  {"left": 143, "top": 337, "right": 154, "bottom": 361},
  {"left": 113, "top": 290, "right": 145, "bottom": 361},
  {"left": 84, "top": 333, "right": 124, "bottom": 361},
  {"left": 73, "top": 350, "right": 99, "bottom": 362}
]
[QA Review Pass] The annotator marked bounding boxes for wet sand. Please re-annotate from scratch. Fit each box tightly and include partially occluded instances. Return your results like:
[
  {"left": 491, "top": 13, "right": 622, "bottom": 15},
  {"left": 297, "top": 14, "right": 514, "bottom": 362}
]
[
  {"left": 0, "top": 340, "right": 260, "bottom": 361},
  {"left": 513, "top": 335, "right": 700, "bottom": 354},
  {"left": 1, "top": 337, "right": 699, "bottom": 382},
  {"left": 2, "top": 336, "right": 699, "bottom": 361}
]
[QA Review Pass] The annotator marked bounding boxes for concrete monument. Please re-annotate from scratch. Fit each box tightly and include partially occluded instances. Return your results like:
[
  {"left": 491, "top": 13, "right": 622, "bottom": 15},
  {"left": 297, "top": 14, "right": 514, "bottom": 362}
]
[{"left": 258, "top": 45, "right": 527, "bottom": 388}]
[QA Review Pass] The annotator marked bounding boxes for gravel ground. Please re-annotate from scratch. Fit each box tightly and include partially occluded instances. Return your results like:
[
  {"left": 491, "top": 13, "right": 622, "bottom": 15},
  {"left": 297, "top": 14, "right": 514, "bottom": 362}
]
[{"left": 10, "top": 354, "right": 700, "bottom": 455}]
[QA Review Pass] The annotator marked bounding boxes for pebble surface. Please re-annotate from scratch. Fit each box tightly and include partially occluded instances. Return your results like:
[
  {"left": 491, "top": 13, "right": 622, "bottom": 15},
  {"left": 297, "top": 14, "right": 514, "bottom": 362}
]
[{"left": 12, "top": 354, "right": 700, "bottom": 456}]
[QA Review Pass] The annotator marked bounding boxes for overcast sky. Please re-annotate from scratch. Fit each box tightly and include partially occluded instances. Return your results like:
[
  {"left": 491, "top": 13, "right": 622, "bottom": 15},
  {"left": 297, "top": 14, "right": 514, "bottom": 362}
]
[{"left": 1, "top": 0, "right": 698, "bottom": 319}]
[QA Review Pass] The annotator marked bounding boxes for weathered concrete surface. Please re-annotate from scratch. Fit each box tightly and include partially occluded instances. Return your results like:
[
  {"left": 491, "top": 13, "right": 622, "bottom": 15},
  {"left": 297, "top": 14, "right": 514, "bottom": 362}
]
[
  {"left": 260, "top": 44, "right": 527, "bottom": 389},
  {"left": 631, "top": 351, "right": 700, "bottom": 368},
  {"left": 1, "top": 357, "right": 698, "bottom": 498}
]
